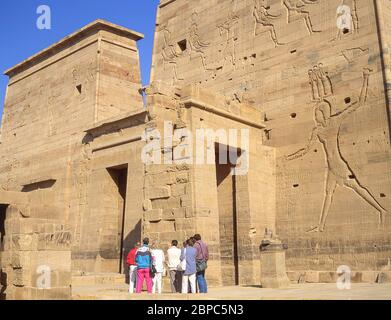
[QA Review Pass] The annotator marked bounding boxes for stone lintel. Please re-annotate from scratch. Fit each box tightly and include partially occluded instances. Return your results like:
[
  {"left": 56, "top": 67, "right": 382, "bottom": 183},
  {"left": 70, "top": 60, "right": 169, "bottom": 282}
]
[
  {"left": 84, "top": 108, "right": 149, "bottom": 138},
  {"left": 181, "top": 97, "right": 265, "bottom": 130}
]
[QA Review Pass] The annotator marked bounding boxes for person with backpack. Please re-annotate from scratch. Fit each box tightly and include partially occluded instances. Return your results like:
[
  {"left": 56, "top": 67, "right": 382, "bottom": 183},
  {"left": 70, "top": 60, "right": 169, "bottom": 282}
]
[
  {"left": 135, "top": 237, "right": 153, "bottom": 294},
  {"left": 126, "top": 241, "right": 140, "bottom": 293},
  {"left": 193, "top": 234, "right": 209, "bottom": 293}
]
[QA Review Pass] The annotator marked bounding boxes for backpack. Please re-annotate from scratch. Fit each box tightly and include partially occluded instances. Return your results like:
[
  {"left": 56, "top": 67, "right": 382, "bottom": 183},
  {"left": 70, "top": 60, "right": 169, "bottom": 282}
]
[
  {"left": 149, "top": 251, "right": 157, "bottom": 277},
  {"left": 196, "top": 243, "right": 208, "bottom": 272}
]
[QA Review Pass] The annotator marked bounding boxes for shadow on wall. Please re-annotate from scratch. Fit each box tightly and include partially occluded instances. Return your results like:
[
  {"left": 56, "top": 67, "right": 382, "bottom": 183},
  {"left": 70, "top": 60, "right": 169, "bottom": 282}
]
[
  {"left": 21, "top": 179, "right": 56, "bottom": 192},
  {"left": 0, "top": 271, "right": 7, "bottom": 300},
  {"left": 122, "top": 219, "right": 142, "bottom": 284}
]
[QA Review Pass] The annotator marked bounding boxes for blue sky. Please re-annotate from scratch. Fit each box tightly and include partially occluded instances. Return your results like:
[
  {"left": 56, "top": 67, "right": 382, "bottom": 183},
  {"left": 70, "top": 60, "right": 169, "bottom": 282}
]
[{"left": 0, "top": 0, "right": 159, "bottom": 123}]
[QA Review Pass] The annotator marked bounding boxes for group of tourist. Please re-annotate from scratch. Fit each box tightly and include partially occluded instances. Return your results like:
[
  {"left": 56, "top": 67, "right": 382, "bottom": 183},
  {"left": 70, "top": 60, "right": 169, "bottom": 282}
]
[{"left": 126, "top": 234, "right": 209, "bottom": 294}]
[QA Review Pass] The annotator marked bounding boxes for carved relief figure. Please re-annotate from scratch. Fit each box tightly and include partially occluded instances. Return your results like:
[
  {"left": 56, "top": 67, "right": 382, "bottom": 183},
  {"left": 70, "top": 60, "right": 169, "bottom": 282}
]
[
  {"left": 161, "top": 25, "right": 183, "bottom": 85},
  {"left": 341, "top": 47, "right": 369, "bottom": 63},
  {"left": 18, "top": 104, "right": 31, "bottom": 127},
  {"left": 217, "top": 10, "right": 239, "bottom": 70},
  {"left": 87, "top": 60, "right": 96, "bottom": 81},
  {"left": 72, "top": 68, "right": 80, "bottom": 84},
  {"left": 308, "top": 69, "right": 320, "bottom": 100},
  {"left": 47, "top": 91, "right": 60, "bottom": 136},
  {"left": 283, "top": 0, "right": 321, "bottom": 34},
  {"left": 308, "top": 63, "right": 333, "bottom": 101},
  {"left": 1, "top": 157, "right": 19, "bottom": 191},
  {"left": 253, "top": 0, "right": 285, "bottom": 47},
  {"left": 286, "top": 69, "right": 387, "bottom": 232},
  {"left": 188, "top": 12, "right": 210, "bottom": 70}
]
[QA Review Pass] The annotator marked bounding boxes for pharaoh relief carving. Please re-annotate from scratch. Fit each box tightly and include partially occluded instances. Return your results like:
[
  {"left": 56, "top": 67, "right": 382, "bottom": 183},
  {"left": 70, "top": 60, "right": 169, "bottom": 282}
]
[
  {"left": 1, "top": 157, "right": 19, "bottom": 191},
  {"left": 72, "top": 67, "right": 80, "bottom": 86},
  {"left": 286, "top": 68, "right": 388, "bottom": 232},
  {"left": 308, "top": 63, "right": 333, "bottom": 101},
  {"left": 18, "top": 104, "right": 31, "bottom": 128},
  {"left": 283, "top": 0, "right": 321, "bottom": 35},
  {"left": 87, "top": 60, "right": 96, "bottom": 81},
  {"left": 72, "top": 65, "right": 91, "bottom": 102},
  {"left": 217, "top": 7, "right": 239, "bottom": 71},
  {"left": 72, "top": 143, "right": 92, "bottom": 246},
  {"left": 161, "top": 25, "right": 184, "bottom": 85},
  {"left": 253, "top": 0, "right": 285, "bottom": 47},
  {"left": 188, "top": 11, "right": 210, "bottom": 71},
  {"left": 47, "top": 91, "right": 60, "bottom": 137},
  {"left": 7, "top": 92, "right": 33, "bottom": 130}
]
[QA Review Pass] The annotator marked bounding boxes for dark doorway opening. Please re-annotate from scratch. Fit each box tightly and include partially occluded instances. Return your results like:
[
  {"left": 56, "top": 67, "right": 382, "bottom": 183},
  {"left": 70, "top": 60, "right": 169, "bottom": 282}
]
[
  {"left": 0, "top": 205, "right": 7, "bottom": 252},
  {"left": 0, "top": 204, "right": 7, "bottom": 300},
  {"left": 107, "top": 166, "right": 128, "bottom": 274},
  {"left": 215, "top": 144, "right": 240, "bottom": 286}
]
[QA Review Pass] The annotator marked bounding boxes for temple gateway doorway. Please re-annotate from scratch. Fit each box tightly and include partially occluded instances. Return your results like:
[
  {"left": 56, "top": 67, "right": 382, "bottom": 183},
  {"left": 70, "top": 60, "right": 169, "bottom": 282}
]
[{"left": 215, "top": 144, "right": 240, "bottom": 286}]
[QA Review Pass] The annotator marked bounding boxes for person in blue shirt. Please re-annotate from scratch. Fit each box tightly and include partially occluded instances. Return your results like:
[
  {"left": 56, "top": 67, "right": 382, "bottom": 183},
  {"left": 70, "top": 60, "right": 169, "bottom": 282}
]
[
  {"left": 180, "top": 238, "right": 197, "bottom": 293},
  {"left": 135, "top": 238, "right": 153, "bottom": 293}
]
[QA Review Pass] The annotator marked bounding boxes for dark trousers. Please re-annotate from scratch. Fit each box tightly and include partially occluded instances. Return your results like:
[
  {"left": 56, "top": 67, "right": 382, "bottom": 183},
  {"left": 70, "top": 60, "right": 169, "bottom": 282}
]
[{"left": 169, "top": 270, "right": 183, "bottom": 293}]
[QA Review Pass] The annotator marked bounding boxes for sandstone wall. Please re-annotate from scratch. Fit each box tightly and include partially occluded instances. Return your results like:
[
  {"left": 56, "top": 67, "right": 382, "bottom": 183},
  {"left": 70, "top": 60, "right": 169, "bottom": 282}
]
[
  {"left": 74, "top": 111, "right": 147, "bottom": 273},
  {"left": 0, "top": 21, "right": 145, "bottom": 296},
  {"left": 151, "top": 0, "right": 391, "bottom": 275},
  {"left": 139, "top": 82, "right": 272, "bottom": 286}
]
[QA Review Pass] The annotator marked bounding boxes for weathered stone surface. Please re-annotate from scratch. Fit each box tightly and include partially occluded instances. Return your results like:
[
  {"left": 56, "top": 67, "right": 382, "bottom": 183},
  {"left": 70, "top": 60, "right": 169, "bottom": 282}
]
[
  {"left": 1, "top": 1, "right": 391, "bottom": 299},
  {"left": 145, "top": 172, "right": 176, "bottom": 186},
  {"left": 142, "top": 199, "right": 152, "bottom": 211},
  {"left": 260, "top": 237, "right": 290, "bottom": 288},
  {"left": 162, "top": 209, "right": 176, "bottom": 221},
  {"left": 145, "top": 186, "right": 171, "bottom": 200},
  {"left": 145, "top": 209, "right": 163, "bottom": 222}
]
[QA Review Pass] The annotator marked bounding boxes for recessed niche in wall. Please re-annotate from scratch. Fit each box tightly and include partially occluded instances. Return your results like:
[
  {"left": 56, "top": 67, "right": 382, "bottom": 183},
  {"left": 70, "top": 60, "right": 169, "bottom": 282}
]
[
  {"left": 345, "top": 97, "right": 351, "bottom": 104},
  {"left": 291, "top": 113, "right": 297, "bottom": 119},
  {"left": 177, "top": 39, "right": 187, "bottom": 52},
  {"left": 76, "top": 84, "right": 82, "bottom": 94}
]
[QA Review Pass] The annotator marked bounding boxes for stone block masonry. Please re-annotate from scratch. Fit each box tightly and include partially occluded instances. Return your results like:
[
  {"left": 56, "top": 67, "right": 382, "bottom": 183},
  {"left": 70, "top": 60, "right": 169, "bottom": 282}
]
[{"left": 1, "top": 0, "right": 391, "bottom": 299}]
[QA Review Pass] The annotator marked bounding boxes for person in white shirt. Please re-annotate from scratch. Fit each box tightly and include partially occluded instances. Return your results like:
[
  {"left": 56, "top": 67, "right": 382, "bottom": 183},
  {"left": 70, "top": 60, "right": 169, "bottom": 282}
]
[
  {"left": 151, "top": 243, "right": 165, "bottom": 294},
  {"left": 167, "top": 240, "right": 183, "bottom": 293}
]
